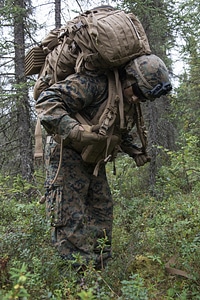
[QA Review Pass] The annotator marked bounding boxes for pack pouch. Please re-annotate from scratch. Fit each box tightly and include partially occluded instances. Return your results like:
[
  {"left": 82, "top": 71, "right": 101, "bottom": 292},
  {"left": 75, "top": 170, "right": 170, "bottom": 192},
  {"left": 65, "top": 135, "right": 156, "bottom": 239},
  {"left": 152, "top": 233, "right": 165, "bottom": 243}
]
[
  {"left": 81, "top": 135, "right": 120, "bottom": 164},
  {"left": 66, "top": 8, "right": 151, "bottom": 71}
]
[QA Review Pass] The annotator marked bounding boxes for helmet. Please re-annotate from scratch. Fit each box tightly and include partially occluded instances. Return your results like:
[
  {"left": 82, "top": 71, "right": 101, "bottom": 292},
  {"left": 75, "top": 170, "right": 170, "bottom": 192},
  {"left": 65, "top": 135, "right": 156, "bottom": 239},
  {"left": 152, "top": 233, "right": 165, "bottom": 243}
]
[{"left": 123, "top": 54, "right": 172, "bottom": 101}]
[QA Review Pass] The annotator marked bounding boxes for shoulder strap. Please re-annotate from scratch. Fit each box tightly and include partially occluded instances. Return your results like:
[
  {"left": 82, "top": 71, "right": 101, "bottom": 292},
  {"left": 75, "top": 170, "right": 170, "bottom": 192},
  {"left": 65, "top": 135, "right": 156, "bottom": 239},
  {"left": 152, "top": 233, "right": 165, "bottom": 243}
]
[
  {"left": 53, "top": 35, "right": 67, "bottom": 83},
  {"left": 75, "top": 70, "right": 124, "bottom": 176},
  {"left": 97, "top": 69, "right": 125, "bottom": 135},
  {"left": 75, "top": 69, "right": 124, "bottom": 135}
]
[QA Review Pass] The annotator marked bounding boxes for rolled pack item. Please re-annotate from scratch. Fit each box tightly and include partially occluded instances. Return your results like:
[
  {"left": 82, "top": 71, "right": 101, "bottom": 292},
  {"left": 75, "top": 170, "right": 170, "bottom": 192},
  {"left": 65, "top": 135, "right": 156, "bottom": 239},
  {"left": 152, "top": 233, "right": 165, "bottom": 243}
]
[{"left": 25, "top": 46, "right": 46, "bottom": 76}]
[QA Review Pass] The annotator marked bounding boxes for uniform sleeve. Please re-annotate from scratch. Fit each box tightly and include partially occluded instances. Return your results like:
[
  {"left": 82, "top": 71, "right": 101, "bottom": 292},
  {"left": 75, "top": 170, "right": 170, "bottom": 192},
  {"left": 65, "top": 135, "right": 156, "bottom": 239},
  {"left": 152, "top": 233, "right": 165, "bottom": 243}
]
[
  {"left": 120, "top": 131, "right": 142, "bottom": 157},
  {"left": 35, "top": 73, "right": 104, "bottom": 139}
]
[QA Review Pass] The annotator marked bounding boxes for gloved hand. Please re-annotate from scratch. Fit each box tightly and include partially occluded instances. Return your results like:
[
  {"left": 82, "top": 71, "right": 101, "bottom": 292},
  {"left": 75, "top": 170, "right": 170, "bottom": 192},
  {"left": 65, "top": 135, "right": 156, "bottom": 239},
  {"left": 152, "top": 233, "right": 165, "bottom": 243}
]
[
  {"left": 124, "top": 144, "right": 151, "bottom": 167},
  {"left": 134, "top": 153, "right": 151, "bottom": 167},
  {"left": 68, "top": 125, "right": 107, "bottom": 145}
]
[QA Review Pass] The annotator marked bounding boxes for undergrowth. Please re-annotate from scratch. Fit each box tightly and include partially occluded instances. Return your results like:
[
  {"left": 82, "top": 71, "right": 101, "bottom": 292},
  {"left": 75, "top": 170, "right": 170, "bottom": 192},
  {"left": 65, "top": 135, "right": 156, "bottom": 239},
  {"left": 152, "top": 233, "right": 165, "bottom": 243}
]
[{"left": 0, "top": 154, "right": 200, "bottom": 299}]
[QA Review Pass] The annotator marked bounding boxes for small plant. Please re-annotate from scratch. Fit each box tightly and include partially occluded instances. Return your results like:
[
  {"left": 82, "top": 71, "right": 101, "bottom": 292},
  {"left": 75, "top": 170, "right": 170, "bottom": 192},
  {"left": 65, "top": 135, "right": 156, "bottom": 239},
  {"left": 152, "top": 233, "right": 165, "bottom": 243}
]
[
  {"left": 1, "top": 263, "right": 31, "bottom": 300},
  {"left": 77, "top": 288, "right": 96, "bottom": 300},
  {"left": 97, "top": 229, "right": 110, "bottom": 270},
  {"left": 120, "top": 274, "right": 149, "bottom": 300}
]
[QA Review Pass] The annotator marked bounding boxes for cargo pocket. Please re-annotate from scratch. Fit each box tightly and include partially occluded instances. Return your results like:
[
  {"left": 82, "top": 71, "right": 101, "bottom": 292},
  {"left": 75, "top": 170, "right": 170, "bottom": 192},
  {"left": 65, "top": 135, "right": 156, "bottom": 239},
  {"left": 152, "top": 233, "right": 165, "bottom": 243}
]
[
  {"left": 46, "top": 185, "right": 67, "bottom": 227},
  {"left": 44, "top": 136, "right": 58, "bottom": 169},
  {"left": 45, "top": 137, "right": 66, "bottom": 227}
]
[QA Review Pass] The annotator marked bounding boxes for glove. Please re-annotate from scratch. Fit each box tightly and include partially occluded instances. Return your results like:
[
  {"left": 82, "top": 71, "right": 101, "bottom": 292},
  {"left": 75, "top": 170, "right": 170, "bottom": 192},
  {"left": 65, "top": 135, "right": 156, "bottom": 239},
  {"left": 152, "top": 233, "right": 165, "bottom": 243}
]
[
  {"left": 121, "top": 143, "right": 151, "bottom": 167},
  {"left": 134, "top": 153, "right": 151, "bottom": 167},
  {"left": 68, "top": 125, "right": 107, "bottom": 145}
]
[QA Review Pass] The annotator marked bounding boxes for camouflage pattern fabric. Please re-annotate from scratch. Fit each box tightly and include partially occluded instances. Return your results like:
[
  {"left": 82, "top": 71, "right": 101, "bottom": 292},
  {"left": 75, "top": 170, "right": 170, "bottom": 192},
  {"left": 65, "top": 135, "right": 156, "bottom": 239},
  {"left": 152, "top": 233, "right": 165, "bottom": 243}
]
[
  {"left": 122, "top": 54, "right": 172, "bottom": 100},
  {"left": 45, "top": 137, "right": 113, "bottom": 267},
  {"left": 36, "top": 72, "right": 108, "bottom": 140},
  {"left": 36, "top": 71, "right": 143, "bottom": 268}
]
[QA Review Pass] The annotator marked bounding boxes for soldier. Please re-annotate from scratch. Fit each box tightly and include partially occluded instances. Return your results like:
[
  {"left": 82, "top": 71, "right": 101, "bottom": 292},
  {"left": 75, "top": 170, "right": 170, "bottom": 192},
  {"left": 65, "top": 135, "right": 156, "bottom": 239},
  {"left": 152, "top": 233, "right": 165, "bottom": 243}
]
[{"left": 36, "top": 54, "right": 172, "bottom": 270}]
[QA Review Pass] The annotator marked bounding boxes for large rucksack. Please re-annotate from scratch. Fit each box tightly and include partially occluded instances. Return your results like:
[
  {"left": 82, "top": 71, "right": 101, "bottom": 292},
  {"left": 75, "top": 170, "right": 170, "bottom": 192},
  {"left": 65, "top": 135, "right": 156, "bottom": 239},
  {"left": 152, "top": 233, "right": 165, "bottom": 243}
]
[
  {"left": 26, "top": 6, "right": 150, "bottom": 174},
  {"left": 25, "top": 5, "right": 151, "bottom": 100}
]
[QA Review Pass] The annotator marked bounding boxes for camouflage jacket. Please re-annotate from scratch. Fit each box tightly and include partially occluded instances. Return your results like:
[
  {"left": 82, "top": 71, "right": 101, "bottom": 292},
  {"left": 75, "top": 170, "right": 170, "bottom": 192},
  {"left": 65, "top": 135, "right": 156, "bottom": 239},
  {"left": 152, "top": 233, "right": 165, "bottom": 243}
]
[
  {"left": 36, "top": 73, "right": 108, "bottom": 138},
  {"left": 35, "top": 72, "right": 139, "bottom": 155}
]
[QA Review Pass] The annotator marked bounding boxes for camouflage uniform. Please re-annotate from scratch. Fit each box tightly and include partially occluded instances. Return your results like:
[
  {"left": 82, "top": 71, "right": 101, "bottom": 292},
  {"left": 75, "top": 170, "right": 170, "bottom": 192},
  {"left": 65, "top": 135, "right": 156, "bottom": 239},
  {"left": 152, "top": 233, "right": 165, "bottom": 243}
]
[
  {"left": 36, "top": 73, "right": 112, "bottom": 266},
  {"left": 36, "top": 72, "right": 145, "bottom": 267},
  {"left": 45, "top": 140, "right": 113, "bottom": 266},
  {"left": 35, "top": 53, "right": 172, "bottom": 267}
]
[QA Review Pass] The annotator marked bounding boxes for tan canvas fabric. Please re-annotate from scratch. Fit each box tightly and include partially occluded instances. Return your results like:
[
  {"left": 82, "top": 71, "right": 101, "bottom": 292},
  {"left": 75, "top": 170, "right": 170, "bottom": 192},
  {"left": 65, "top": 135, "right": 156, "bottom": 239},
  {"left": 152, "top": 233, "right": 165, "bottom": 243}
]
[{"left": 29, "top": 6, "right": 151, "bottom": 100}]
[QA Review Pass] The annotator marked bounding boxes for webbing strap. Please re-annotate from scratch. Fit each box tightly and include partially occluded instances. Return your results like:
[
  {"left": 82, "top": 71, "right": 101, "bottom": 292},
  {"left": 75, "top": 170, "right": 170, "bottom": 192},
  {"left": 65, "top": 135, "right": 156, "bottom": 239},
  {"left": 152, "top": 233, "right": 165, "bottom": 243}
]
[
  {"left": 54, "top": 35, "right": 67, "bottom": 83},
  {"left": 75, "top": 112, "right": 92, "bottom": 126},
  {"left": 34, "top": 117, "right": 43, "bottom": 164},
  {"left": 134, "top": 58, "right": 153, "bottom": 89},
  {"left": 86, "top": 12, "right": 98, "bottom": 37},
  {"left": 75, "top": 70, "right": 123, "bottom": 176},
  {"left": 114, "top": 69, "right": 124, "bottom": 130},
  {"left": 76, "top": 69, "right": 124, "bottom": 134},
  {"left": 93, "top": 70, "right": 123, "bottom": 176},
  {"left": 50, "top": 138, "right": 63, "bottom": 186},
  {"left": 135, "top": 103, "right": 147, "bottom": 152}
]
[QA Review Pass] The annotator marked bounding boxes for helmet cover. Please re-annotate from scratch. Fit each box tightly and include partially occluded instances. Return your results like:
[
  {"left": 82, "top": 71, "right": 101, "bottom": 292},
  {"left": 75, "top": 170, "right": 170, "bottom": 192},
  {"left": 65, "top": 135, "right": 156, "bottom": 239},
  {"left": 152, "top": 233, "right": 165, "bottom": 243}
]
[{"left": 123, "top": 54, "right": 172, "bottom": 101}]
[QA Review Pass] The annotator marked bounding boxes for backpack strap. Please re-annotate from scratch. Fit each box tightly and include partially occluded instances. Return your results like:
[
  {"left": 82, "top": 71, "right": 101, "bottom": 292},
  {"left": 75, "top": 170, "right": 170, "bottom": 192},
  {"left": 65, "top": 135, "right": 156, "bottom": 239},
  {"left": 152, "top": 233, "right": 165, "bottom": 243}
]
[
  {"left": 113, "top": 68, "right": 125, "bottom": 130},
  {"left": 75, "top": 111, "right": 92, "bottom": 126},
  {"left": 97, "top": 69, "right": 124, "bottom": 135},
  {"left": 74, "top": 70, "right": 124, "bottom": 176},
  {"left": 75, "top": 69, "right": 124, "bottom": 135},
  {"left": 135, "top": 102, "right": 148, "bottom": 153},
  {"left": 53, "top": 35, "right": 67, "bottom": 83},
  {"left": 34, "top": 117, "right": 44, "bottom": 165}
]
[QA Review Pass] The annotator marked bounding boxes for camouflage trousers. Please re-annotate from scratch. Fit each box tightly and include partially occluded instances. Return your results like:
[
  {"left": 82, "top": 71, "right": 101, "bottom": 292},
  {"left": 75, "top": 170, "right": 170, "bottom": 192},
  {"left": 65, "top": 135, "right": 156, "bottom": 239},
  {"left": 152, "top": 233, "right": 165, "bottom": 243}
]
[{"left": 44, "top": 137, "right": 113, "bottom": 267}]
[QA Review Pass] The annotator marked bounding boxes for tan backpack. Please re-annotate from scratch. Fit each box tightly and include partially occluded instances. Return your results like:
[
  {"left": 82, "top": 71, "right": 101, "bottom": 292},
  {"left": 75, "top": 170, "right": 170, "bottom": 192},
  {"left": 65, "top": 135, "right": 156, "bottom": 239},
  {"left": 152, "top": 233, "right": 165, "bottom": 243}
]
[
  {"left": 27, "top": 6, "right": 151, "bottom": 173},
  {"left": 25, "top": 5, "right": 151, "bottom": 100}
]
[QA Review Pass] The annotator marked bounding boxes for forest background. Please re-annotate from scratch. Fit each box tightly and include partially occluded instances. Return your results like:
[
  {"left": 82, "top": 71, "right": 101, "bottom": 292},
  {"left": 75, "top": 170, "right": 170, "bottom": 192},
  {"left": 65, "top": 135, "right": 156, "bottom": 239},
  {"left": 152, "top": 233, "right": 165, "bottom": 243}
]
[{"left": 0, "top": 0, "right": 200, "bottom": 299}]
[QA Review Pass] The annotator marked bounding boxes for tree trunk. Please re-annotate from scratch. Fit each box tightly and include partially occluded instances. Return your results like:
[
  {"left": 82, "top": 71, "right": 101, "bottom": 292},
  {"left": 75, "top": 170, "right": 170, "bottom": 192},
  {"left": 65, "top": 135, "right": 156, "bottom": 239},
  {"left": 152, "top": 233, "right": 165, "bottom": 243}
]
[
  {"left": 55, "top": 0, "right": 61, "bottom": 28},
  {"left": 14, "top": 0, "right": 34, "bottom": 180},
  {"left": 144, "top": 97, "right": 176, "bottom": 194}
]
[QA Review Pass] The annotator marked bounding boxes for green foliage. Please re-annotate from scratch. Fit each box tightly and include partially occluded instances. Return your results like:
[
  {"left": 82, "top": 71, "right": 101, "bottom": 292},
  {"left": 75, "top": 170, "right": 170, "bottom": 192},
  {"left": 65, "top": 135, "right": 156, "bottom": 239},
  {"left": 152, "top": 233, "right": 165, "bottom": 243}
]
[
  {"left": 78, "top": 288, "right": 96, "bottom": 300},
  {"left": 155, "top": 133, "right": 200, "bottom": 196},
  {"left": 120, "top": 274, "right": 148, "bottom": 300},
  {"left": 97, "top": 229, "right": 111, "bottom": 270},
  {"left": 0, "top": 0, "right": 29, "bottom": 24},
  {"left": 174, "top": 0, "right": 200, "bottom": 53},
  {"left": 0, "top": 263, "right": 31, "bottom": 300},
  {"left": 106, "top": 156, "right": 200, "bottom": 299},
  {"left": 1, "top": 155, "right": 200, "bottom": 299}
]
